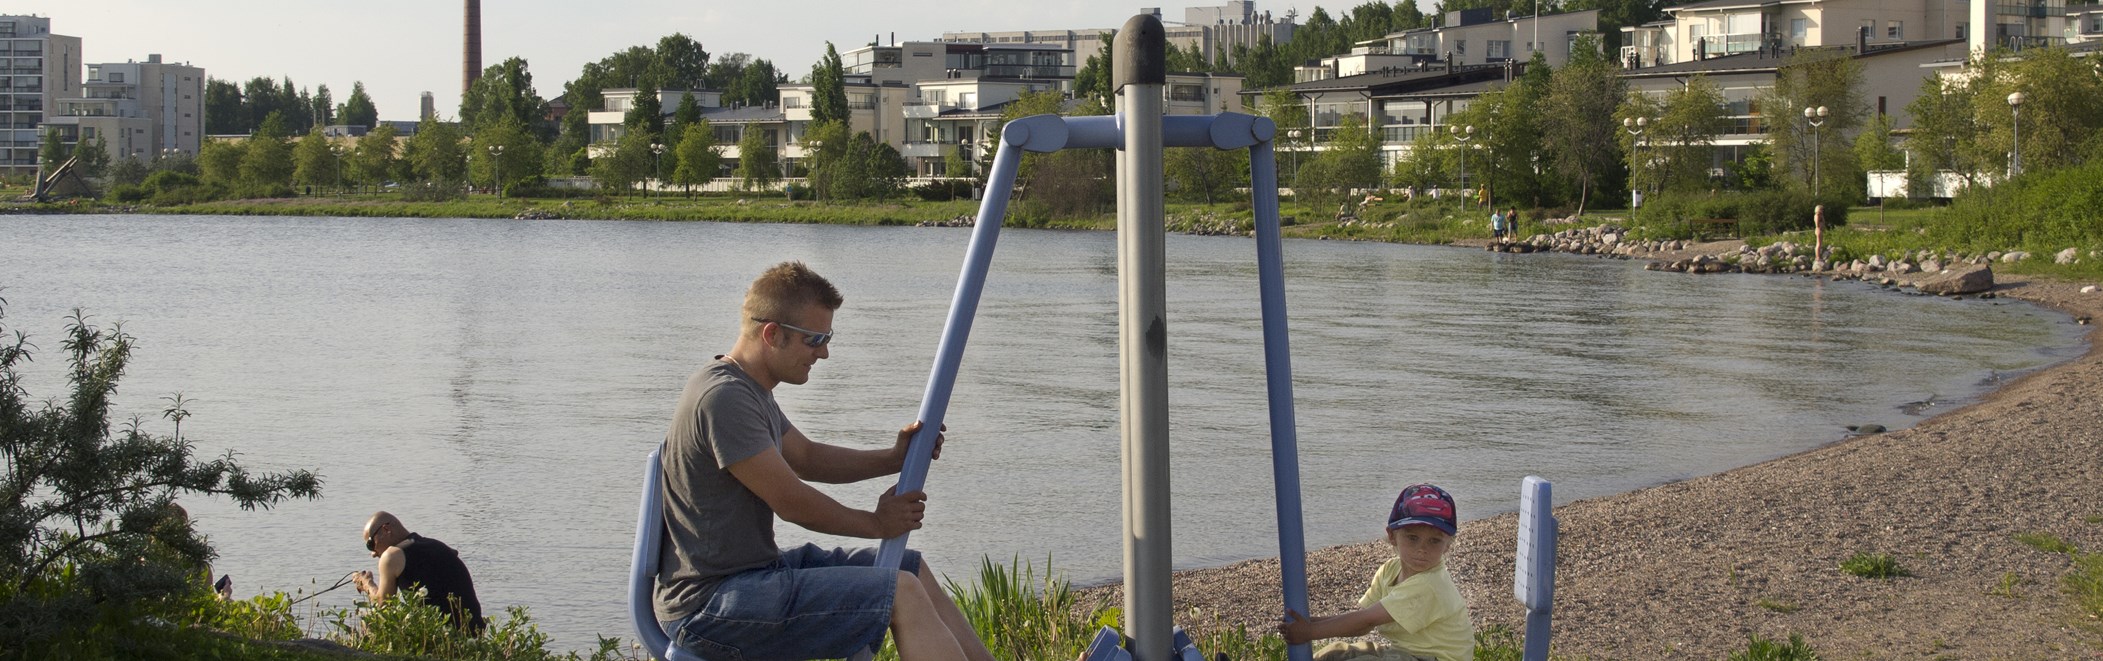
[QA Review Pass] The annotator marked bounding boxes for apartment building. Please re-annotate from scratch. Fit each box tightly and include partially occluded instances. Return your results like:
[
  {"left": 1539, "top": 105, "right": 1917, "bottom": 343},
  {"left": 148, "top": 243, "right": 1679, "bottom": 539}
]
[
  {"left": 42, "top": 55, "right": 205, "bottom": 165},
  {"left": 940, "top": 1, "right": 1296, "bottom": 66},
  {"left": 590, "top": 40, "right": 1241, "bottom": 179},
  {"left": 1, "top": 15, "right": 82, "bottom": 172},
  {"left": 1619, "top": 0, "right": 2037, "bottom": 68}
]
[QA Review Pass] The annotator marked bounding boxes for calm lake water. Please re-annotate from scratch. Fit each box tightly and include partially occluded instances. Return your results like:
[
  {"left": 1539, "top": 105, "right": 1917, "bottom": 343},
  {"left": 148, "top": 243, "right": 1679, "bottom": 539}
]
[{"left": 2, "top": 214, "right": 2084, "bottom": 649}]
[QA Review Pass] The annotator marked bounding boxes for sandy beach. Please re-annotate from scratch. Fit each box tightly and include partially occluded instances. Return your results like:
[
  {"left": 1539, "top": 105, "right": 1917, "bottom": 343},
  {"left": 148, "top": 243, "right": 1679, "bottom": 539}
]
[{"left": 1083, "top": 266, "right": 2103, "bottom": 659}]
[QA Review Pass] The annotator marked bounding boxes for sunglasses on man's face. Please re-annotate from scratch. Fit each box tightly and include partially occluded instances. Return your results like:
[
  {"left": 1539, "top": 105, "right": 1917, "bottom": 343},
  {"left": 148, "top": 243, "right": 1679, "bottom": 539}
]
[
  {"left": 364, "top": 527, "right": 380, "bottom": 553},
  {"left": 753, "top": 318, "right": 834, "bottom": 348}
]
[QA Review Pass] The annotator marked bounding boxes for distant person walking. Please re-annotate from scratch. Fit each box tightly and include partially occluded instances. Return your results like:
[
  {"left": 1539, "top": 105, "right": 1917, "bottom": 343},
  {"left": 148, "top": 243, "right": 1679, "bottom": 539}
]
[{"left": 354, "top": 511, "right": 485, "bottom": 634}]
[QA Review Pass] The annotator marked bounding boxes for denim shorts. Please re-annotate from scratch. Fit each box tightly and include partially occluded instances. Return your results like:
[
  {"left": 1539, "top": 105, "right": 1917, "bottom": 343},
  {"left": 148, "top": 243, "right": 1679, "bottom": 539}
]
[{"left": 662, "top": 543, "right": 924, "bottom": 661}]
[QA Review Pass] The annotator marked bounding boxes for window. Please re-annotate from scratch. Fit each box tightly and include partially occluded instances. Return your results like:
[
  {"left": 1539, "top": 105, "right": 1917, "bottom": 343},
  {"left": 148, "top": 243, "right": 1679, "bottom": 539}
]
[
  {"left": 1488, "top": 40, "right": 1510, "bottom": 59},
  {"left": 923, "top": 90, "right": 945, "bottom": 104},
  {"left": 108, "top": 72, "right": 123, "bottom": 83},
  {"left": 783, "top": 97, "right": 803, "bottom": 108},
  {"left": 1888, "top": 21, "right": 1903, "bottom": 39},
  {"left": 1455, "top": 39, "right": 1466, "bottom": 56},
  {"left": 1791, "top": 18, "right": 1808, "bottom": 44},
  {"left": 1169, "top": 84, "right": 1205, "bottom": 102}
]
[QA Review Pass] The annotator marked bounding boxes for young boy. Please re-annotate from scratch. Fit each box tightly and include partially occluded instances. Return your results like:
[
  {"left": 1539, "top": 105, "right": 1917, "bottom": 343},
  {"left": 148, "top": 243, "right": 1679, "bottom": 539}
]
[{"left": 1279, "top": 484, "right": 1474, "bottom": 661}]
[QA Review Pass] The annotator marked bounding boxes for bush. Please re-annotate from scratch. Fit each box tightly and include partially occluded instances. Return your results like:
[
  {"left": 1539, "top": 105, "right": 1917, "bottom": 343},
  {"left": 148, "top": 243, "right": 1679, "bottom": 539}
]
[
  {"left": 105, "top": 183, "right": 148, "bottom": 203},
  {"left": 1636, "top": 190, "right": 1850, "bottom": 238},
  {"left": 912, "top": 179, "right": 975, "bottom": 201},
  {"left": 1729, "top": 633, "right": 1818, "bottom": 661},
  {"left": 1929, "top": 159, "right": 2103, "bottom": 254},
  {"left": 1839, "top": 552, "right": 1908, "bottom": 579},
  {"left": 0, "top": 304, "right": 322, "bottom": 654}
]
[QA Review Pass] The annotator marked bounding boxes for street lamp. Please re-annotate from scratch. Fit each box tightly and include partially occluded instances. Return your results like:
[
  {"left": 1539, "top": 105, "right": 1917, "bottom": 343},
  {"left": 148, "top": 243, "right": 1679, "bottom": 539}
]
[
  {"left": 649, "top": 143, "right": 665, "bottom": 199},
  {"left": 1803, "top": 105, "right": 1828, "bottom": 197},
  {"left": 488, "top": 144, "right": 505, "bottom": 199},
  {"left": 1450, "top": 124, "right": 1477, "bottom": 207},
  {"left": 2007, "top": 91, "right": 2024, "bottom": 177},
  {"left": 1622, "top": 116, "right": 1648, "bottom": 209},
  {"left": 1285, "top": 128, "right": 1303, "bottom": 185}
]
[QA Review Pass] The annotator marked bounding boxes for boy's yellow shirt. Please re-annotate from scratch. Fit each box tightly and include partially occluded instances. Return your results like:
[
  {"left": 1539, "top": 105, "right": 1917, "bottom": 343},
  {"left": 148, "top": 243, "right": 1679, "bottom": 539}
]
[{"left": 1358, "top": 558, "right": 1475, "bottom": 661}]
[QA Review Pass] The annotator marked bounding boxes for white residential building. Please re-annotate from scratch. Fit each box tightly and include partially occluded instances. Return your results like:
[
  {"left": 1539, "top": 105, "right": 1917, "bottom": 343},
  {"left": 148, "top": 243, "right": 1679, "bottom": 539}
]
[
  {"left": 2, "top": 15, "right": 82, "bottom": 172},
  {"left": 1300, "top": 9, "right": 1602, "bottom": 83},
  {"left": 1618, "top": 0, "right": 2059, "bottom": 69},
  {"left": 43, "top": 54, "right": 205, "bottom": 165},
  {"left": 589, "top": 40, "right": 1242, "bottom": 179},
  {"left": 941, "top": 1, "right": 1296, "bottom": 66}
]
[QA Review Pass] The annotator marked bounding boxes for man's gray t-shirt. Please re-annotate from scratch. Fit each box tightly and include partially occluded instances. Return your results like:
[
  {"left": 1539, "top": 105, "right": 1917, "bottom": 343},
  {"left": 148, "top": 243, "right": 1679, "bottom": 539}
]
[{"left": 654, "top": 357, "right": 790, "bottom": 622}]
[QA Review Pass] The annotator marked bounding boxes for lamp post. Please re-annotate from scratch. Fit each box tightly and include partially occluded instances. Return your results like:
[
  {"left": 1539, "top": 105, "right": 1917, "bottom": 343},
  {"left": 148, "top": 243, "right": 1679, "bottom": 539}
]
[
  {"left": 1622, "top": 116, "right": 1648, "bottom": 209},
  {"left": 1285, "top": 128, "right": 1302, "bottom": 184},
  {"left": 2007, "top": 91, "right": 2024, "bottom": 178},
  {"left": 1803, "top": 105, "right": 1827, "bottom": 197},
  {"left": 488, "top": 144, "right": 505, "bottom": 199},
  {"left": 649, "top": 142, "right": 664, "bottom": 200},
  {"left": 1450, "top": 124, "right": 1477, "bottom": 207}
]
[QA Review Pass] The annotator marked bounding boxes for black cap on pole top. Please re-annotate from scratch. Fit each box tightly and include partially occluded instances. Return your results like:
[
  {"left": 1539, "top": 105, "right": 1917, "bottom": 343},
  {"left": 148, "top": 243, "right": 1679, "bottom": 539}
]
[{"left": 1114, "top": 13, "right": 1166, "bottom": 90}]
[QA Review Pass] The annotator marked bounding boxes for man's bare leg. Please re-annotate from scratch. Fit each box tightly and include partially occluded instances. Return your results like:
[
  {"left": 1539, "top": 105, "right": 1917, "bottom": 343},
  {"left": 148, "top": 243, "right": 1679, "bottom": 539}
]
[
  {"left": 917, "top": 561, "right": 996, "bottom": 661},
  {"left": 891, "top": 570, "right": 966, "bottom": 661}
]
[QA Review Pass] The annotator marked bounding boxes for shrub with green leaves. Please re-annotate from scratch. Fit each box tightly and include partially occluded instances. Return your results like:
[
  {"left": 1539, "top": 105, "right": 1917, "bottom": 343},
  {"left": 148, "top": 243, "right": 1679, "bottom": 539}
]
[
  {"left": 1729, "top": 632, "right": 1818, "bottom": 661},
  {"left": 0, "top": 302, "right": 323, "bottom": 655},
  {"left": 1839, "top": 552, "right": 1908, "bottom": 579}
]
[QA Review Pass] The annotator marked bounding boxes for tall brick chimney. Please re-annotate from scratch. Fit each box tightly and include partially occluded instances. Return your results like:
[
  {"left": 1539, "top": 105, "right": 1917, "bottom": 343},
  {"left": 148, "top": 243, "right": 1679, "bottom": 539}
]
[{"left": 464, "top": 0, "right": 483, "bottom": 96}]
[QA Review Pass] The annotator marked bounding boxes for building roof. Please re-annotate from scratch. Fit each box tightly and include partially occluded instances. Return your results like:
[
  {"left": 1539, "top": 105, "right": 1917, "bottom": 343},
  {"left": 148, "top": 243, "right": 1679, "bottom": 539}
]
[
  {"left": 1372, "top": 77, "right": 1511, "bottom": 101},
  {"left": 1250, "top": 63, "right": 1516, "bottom": 96},
  {"left": 1665, "top": 0, "right": 1780, "bottom": 11}
]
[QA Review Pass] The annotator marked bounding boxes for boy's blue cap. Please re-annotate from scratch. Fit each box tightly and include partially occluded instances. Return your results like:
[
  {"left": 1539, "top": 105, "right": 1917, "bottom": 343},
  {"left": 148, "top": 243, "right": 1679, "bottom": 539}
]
[{"left": 1387, "top": 484, "right": 1458, "bottom": 536}]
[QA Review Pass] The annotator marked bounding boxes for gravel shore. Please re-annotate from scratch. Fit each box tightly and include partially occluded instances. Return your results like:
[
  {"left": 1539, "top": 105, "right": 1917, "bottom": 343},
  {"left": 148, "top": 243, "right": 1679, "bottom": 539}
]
[{"left": 1080, "top": 268, "right": 2103, "bottom": 659}]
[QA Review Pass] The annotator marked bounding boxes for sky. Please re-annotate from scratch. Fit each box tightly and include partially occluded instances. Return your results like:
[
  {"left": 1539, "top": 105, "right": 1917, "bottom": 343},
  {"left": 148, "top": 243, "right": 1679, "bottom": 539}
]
[{"left": 22, "top": 0, "right": 1427, "bottom": 123}]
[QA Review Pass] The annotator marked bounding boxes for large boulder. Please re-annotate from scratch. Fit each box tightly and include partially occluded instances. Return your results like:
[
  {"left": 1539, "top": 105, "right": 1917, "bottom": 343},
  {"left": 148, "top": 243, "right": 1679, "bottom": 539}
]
[
  {"left": 1915, "top": 264, "right": 1995, "bottom": 295},
  {"left": 2058, "top": 247, "right": 2082, "bottom": 265}
]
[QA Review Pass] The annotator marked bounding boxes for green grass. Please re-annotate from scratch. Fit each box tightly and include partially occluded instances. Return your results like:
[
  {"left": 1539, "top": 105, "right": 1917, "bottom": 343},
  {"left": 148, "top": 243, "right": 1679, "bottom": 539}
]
[
  {"left": 2084, "top": 515, "right": 2103, "bottom": 525},
  {"left": 1840, "top": 552, "right": 1909, "bottom": 579},
  {"left": 1755, "top": 598, "right": 1801, "bottom": 614},
  {"left": 1728, "top": 633, "right": 1819, "bottom": 661},
  {"left": 2015, "top": 532, "right": 2077, "bottom": 555},
  {"left": 2070, "top": 551, "right": 2103, "bottom": 627},
  {"left": 1990, "top": 571, "right": 2027, "bottom": 599}
]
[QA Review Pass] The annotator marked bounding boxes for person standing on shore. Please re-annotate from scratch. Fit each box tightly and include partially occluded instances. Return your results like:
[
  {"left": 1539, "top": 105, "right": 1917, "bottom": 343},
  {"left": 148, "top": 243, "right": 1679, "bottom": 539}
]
[
  {"left": 1279, "top": 484, "right": 1474, "bottom": 661},
  {"left": 1505, "top": 207, "right": 1520, "bottom": 241},
  {"left": 1489, "top": 209, "right": 1505, "bottom": 239},
  {"left": 654, "top": 261, "right": 994, "bottom": 661}
]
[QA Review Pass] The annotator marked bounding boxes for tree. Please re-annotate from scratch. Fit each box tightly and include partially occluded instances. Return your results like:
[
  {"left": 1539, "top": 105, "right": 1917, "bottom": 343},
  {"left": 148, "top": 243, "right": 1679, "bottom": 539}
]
[
  {"left": 1072, "top": 33, "right": 1118, "bottom": 114},
  {"left": 37, "top": 130, "right": 66, "bottom": 168},
  {"left": 0, "top": 306, "right": 321, "bottom": 651},
  {"left": 238, "top": 112, "right": 295, "bottom": 191},
  {"left": 107, "top": 156, "right": 150, "bottom": 187},
  {"left": 650, "top": 33, "right": 711, "bottom": 92},
  {"left": 72, "top": 136, "right": 113, "bottom": 179},
  {"left": 1854, "top": 114, "right": 1904, "bottom": 173},
  {"left": 733, "top": 124, "right": 779, "bottom": 191},
  {"left": 592, "top": 127, "right": 655, "bottom": 195},
  {"left": 468, "top": 116, "right": 543, "bottom": 195},
  {"left": 1902, "top": 74, "right": 1984, "bottom": 191},
  {"left": 292, "top": 128, "right": 341, "bottom": 192},
  {"left": 800, "top": 120, "right": 851, "bottom": 201},
  {"left": 671, "top": 120, "right": 721, "bottom": 195},
  {"left": 1541, "top": 36, "right": 1628, "bottom": 213},
  {"left": 196, "top": 140, "right": 245, "bottom": 186},
  {"left": 204, "top": 78, "right": 245, "bottom": 135},
  {"left": 460, "top": 57, "right": 551, "bottom": 139},
  {"left": 310, "top": 84, "right": 334, "bottom": 128},
  {"left": 670, "top": 93, "right": 703, "bottom": 137},
  {"left": 1759, "top": 47, "right": 1867, "bottom": 198},
  {"left": 350, "top": 123, "right": 399, "bottom": 192},
  {"left": 1295, "top": 113, "right": 1383, "bottom": 211},
  {"left": 1621, "top": 75, "right": 1727, "bottom": 194},
  {"left": 626, "top": 81, "right": 664, "bottom": 136},
  {"left": 1168, "top": 144, "right": 1249, "bottom": 204},
  {"left": 809, "top": 43, "right": 850, "bottom": 126},
  {"left": 1972, "top": 47, "right": 2103, "bottom": 176},
  {"left": 1257, "top": 89, "right": 1310, "bottom": 186},
  {"left": 337, "top": 82, "right": 379, "bottom": 129},
  {"left": 405, "top": 119, "right": 468, "bottom": 183}
]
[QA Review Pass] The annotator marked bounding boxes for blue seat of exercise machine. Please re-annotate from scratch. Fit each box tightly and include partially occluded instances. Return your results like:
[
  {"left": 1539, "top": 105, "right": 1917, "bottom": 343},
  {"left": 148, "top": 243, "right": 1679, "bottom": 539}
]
[{"left": 630, "top": 446, "right": 706, "bottom": 661}]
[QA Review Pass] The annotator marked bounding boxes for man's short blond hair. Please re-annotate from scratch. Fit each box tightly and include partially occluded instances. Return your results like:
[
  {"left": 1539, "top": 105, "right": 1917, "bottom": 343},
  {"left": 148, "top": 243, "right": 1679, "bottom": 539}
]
[{"left": 741, "top": 261, "right": 844, "bottom": 337}]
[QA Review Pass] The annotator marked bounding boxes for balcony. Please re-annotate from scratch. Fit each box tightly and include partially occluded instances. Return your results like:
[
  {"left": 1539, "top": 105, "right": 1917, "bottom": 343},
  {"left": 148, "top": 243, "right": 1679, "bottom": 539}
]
[
  {"left": 981, "top": 64, "right": 1075, "bottom": 79},
  {"left": 1381, "top": 125, "right": 1440, "bottom": 143},
  {"left": 1697, "top": 33, "right": 1767, "bottom": 55},
  {"left": 902, "top": 104, "right": 943, "bottom": 119},
  {"left": 899, "top": 142, "right": 950, "bottom": 158}
]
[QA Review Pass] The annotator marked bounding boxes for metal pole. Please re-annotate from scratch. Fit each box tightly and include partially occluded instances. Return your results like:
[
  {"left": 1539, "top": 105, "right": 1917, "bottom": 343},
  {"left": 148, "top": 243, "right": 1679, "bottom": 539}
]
[
  {"left": 1249, "top": 135, "right": 1314, "bottom": 661},
  {"left": 1115, "top": 14, "right": 1171, "bottom": 661}
]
